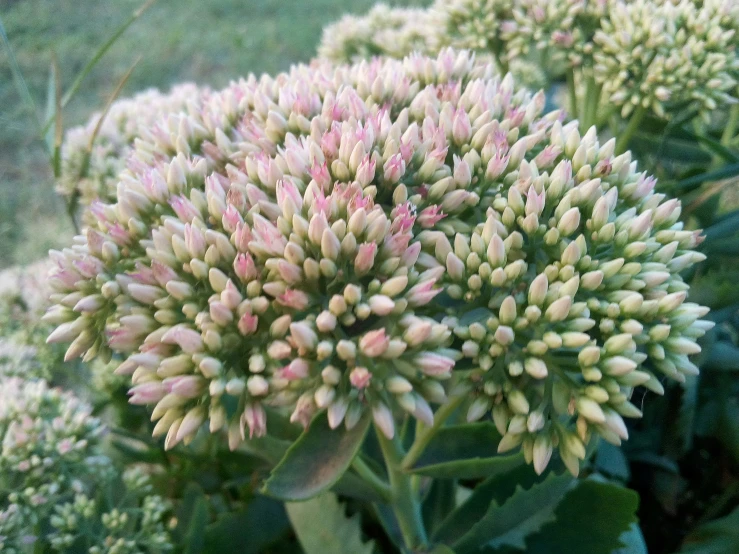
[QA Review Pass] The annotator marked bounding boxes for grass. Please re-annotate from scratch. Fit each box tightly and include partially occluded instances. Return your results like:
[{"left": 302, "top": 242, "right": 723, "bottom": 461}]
[{"left": 0, "top": 0, "right": 424, "bottom": 268}]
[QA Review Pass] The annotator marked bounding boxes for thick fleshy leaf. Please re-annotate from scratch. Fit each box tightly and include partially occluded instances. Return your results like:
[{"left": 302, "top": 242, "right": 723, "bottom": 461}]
[
  {"left": 176, "top": 484, "right": 209, "bottom": 554},
  {"left": 409, "top": 422, "right": 524, "bottom": 479},
  {"left": 452, "top": 472, "right": 574, "bottom": 552},
  {"left": 675, "top": 163, "right": 739, "bottom": 190},
  {"left": 521, "top": 480, "right": 639, "bottom": 554},
  {"left": 595, "top": 442, "right": 631, "bottom": 482},
  {"left": 286, "top": 493, "right": 375, "bottom": 554},
  {"left": 262, "top": 413, "right": 370, "bottom": 501},
  {"left": 704, "top": 341, "right": 739, "bottom": 371},
  {"left": 680, "top": 506, "right": 739, "bottom": 553},
  {"left": 204, "top": 496, "right": 290, "bottom": 553},
  {"left": 423, "top": 479, "right": 458, "bottom": 536},
  {"left": 615, "top": 523, "right": 648, "bottom": 554},
  {"left": 433, "top": 463, "right": 545, "bottom": 545}
]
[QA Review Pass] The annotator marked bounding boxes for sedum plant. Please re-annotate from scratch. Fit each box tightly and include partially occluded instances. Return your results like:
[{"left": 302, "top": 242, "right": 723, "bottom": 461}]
[
  {"left": 319, "top": 0, "right": 739, "bottom": 154},
  {"left": 41, "top": 50, "right": 713, "bottom": 552},
  {"left": 0, "top": 377, "right": 173, "bottom": 553},
  {"left": 58, "top": 83, "right": 207, "bottom": 209}
]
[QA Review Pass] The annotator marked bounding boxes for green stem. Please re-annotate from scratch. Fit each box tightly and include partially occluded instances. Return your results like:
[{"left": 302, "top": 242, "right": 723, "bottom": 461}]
[
  {"left": 375, "top": 426, "right": 428, "bottom": 551},
  {"left": 616, "top": 105, "right": 647, "bottom": 155},
  {"left": 721, "top": 103, "right": 739, "bottom": 147},
  {"left": 581, "top": 76, "right": 596, "bottom": 127},
  {"left": 566, "top": 68, "right": 578, "bottom": 119},
  {"left": 352, "top": 456, "right": 392, "bottom": 502},
  {"left": 401, "top": 394, "right": 465, "bottom": 470}
]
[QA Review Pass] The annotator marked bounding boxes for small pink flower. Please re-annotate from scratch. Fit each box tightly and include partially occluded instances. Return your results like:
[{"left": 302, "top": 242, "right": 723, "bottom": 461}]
[
  {"left": 406, "top": 278, "right": 441, "bottom": 306},
  {"left": 162, "top": 326, "right": 203, "bottom": 353},
  {"left": 165, "top": 375, "right": 205, "bottom": 398},
  {"left": 277, "top": 289, "right": 310, "bottom": 310},
  {"left": 418, "top": 205, "right": 446, "bottom": 228},
  {"left": 242, "top": 403, "right": 267, "bottom": 439},
  {"left": 525, "top": 186, "right": 546, "bottom": 216},
  {"left": 355, "top": 156, "right": 376, "bottom": 186},
  {"left": 238, "top": 312, "right": 259, "bottom": 335},
  {"left": 383, "top": 153, "right": 405, "bottom": 183},
  {"left": 222, "top": 205, "right": 244, "bottom": 233},
  {"left": 350, "top": 366, "right": 372, "bottom": 389},
  {"left": 310, "top": 162, "right": 331, "bottom": 188},
  {"left": 359, "top": 329, "right": 390, "bottom": 357},
  {"left": 170, "top": 196, "right": 201, "bottom": 222},
  {"left": 282, "top": 359, "right": 310, "bottom": 380},
  {"left": 355, "top": 242, "right": 378, "bottom": 274},
  {"left": 128, "top": 381, "right": 166, "bottom": 404},
  {"left": 233, "top": 253, "right": 258, "bottom": 282},
  {"left": 415, "top": 352, "right": 455, "bottom": 377}
]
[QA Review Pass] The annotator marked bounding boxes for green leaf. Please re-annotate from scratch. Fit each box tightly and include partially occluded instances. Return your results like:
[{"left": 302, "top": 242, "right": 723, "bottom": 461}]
[
  {"left": 520, "top": 480, "right": 639, "bottom": 554},
  {"left": 433, "top": 463, "right": 546, "bottom": 545},
  {"left": 286, "top": 493, "right": 375, "bottom": 554},
  {"left": 177, "top": 484, "right": 209, "bottom": 554},
  {"left": 680, "top": 506, "right": 739, "bottom": 554},
  {"left": 262, "top": 413, "right": 370, "bottom": 501},
  {"left": 453, "top": 472, "right": 574, "bottom": 552},
  {"left": 423, "top": 479, "right": 458, "bottom": 536},
  {"left": 595, "top": 442, "right": 631, "bottom": 482},
  {"left": 459, "top": 308, "right": 494, "bottom": 326},
  {"left": 678, "top": 129, "right": 739, "bottom": 163},
  {"left": 204, "top": 496, "right": 290, "bottom": 554},
  {"left": 704, "top": 342, "right": 739, "bottom": 371},
  {"left": 614, "top": 523, "right": 648, "bottom": 554},
  {"left": 703, "top": 211, "right": 739, "bottom": 243},
  {"left": 409, "top": 422, "right": 525, "bottom": 479},
  {"left": 675, "top": 163, "right": 739, "bottom": 190}
]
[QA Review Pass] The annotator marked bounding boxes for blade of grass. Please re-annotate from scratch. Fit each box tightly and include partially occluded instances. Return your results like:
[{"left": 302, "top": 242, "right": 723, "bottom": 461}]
[
  {"left": 52, "top": 54, "right": 63, "bottom": 178},
  {"left": 41, "top": 0, "right": 158, "bottom": 135},
  {"left": 86, "top": 56, "right": 141, "bottom": 154},
  {"left": 0, "top": 14, "right": 42, "bottom": 131},
  {"left": 65, "top": 55, "right": 142, "bottom": 233},
  {"left": 680, "top": 128, "right": 739, "bottom": 163},
  {"left": 673, "top": 162, "right": 739, "bottom": 191}
]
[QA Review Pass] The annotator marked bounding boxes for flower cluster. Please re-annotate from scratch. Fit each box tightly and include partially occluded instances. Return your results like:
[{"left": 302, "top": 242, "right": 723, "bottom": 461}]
[
  {"left": 47, "top": 467, "right": 173, "bottom": 554},
  {"left": 58, "top": 84, "right": 206, "bottom": 207},
  {"left": 317, "top": 4, "right": 438, "bottom": 63},
  {"left": 46, "top": 50, "right": 709, "bottom": 475},
  {"left": 0, "top": 377, "right": 105, "bottom": 552},
  {"left": 594, "top": 0, "right": 739, "bottom": 117},
  {"left": 318, "top": 0, "right": 739, "bottom": 120}
]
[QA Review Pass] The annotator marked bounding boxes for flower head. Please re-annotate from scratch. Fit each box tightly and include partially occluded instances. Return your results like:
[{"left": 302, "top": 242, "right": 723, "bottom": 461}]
[{"left": 46, "top": 50, "right": 709, "bottom": 474}]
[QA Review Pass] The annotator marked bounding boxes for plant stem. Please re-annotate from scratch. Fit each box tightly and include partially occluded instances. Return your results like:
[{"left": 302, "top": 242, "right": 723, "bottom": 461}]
[
  {"left": 352, "top": 456, "right": 392, "bottom": 502},
  {"left": 616, "top": 105, "right": 647, "bottom": 155},
  {"left": 721, "top": 104, "right": 739, "bottom": 147},
  {"left": 375, "top": 426, "right": 428, "bottom": 551},
  {"left": 566, "top": 68, "right": 578, "bottom": 119},
  {"left": 401, "top": 394, "right": 465, "bottom": 470}
]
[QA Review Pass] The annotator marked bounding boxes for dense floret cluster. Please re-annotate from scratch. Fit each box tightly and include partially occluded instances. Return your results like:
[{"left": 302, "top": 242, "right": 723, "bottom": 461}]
[
  {"left": 58, "top": 84, "right": 206, "bottom": 207},
  {"left": 0, "top": 378, "right": 172, "bottom": 553},
  {"left": 319, "top": 0, "right": 739, "bottom": 121},
  {"left": 45, "top": 50, "right": 710, "bottom": 475}
]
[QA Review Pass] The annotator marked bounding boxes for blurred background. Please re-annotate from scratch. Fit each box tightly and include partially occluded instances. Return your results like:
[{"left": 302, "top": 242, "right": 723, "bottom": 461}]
[{"left": 0, "top": 0, "right": 425, "bottom": 268}]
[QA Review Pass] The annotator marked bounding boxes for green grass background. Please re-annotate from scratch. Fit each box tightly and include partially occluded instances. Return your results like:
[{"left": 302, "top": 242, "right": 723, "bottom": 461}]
[{"left": 0, "top": 0, "right": 423, "bottom": 268}]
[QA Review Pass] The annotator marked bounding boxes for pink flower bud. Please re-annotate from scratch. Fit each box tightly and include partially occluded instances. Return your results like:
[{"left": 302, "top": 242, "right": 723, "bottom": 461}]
[
  {"left": 350, "top": 366, "right": 372, "bottom": 389},
  {"left": 415, "top": 352, "right": 455, "bottom": 377},
  {"left": 359, "top": 329, "right": 390, "bottom": 357}
]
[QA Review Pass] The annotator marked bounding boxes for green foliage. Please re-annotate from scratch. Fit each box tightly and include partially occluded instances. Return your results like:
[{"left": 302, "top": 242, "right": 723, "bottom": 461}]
[
  {"left": 262, "top": 414, "right": 371, "bottom": 501},
  {"left": 409, "top": 423, "right": 526, "bottom": 479},
  {"left": 680, "top": 506, "right": 739, "bottom": 554},
  {"left": 451, "top": 472, "right": 574, "bottom": 553},
  {"left": 286, "top": 493, "right": 375, "bottom": 554}
]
